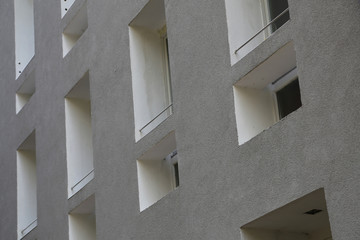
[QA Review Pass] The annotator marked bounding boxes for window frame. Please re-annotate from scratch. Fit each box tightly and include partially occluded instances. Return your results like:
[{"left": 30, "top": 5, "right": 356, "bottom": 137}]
[
  {"left": 260, "top": 0, "right": 290, "bottom": 36},
  {"left": 164, "top": 149, "right": 179, "bottom": 189},
  {"left": 159, "top": 25, "right": 173, "bottom": 109},
  {"left": 267, "top": 68, "right": 299, "bottom": 121}
]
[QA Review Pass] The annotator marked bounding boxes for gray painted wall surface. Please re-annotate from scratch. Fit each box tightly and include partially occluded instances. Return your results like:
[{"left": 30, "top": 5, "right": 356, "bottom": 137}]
[{"left": 1, "top": 0, "right": 360, "bottom": 239}]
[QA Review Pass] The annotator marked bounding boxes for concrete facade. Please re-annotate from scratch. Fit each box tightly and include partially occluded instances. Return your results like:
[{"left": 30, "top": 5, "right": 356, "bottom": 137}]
[{"left": 1, "top": 0, "right": 360, "bottom": 239}]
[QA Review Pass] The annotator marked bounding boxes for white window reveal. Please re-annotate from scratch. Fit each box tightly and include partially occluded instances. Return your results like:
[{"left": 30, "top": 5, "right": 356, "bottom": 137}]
[
  {"left": 136, "top": 131, "right": 179, "bottom": 211},
  {"left": 129, "top": 0, "right": 173, "bottom": 142},
  {"left": 68, "top": 195, "right": 96, "bottom": 240},
  {"left": 17, "top": 131, "right": 37, "bottom": 239},
  {"left": 233, "top": 42, "right": 301, "bottom": 145},
  {"left": 14, "top": 0, "right": 35, "bottom": 79},
  {"left": 62, "top": 2, "right": 88, "bottom": 57},
  {"left": 65, "top": 72, "right": 94, "bottom": 197},
  {"left": 16, "top": 70, "right": 35, "bottom": 114},
  {"left": 225, "top": 0, "right": 290, "bottom": 65}
]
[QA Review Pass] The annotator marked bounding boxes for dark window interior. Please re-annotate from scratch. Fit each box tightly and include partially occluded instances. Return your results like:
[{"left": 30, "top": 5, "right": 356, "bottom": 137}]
[
  {"left": 268, "top": 0, "right": 290, "bottom": 32},
  {"left": 276, "top": 78, "right": 302, "bottom": 119},
  {"left": 173, "top": 163, "right": 179, "bottom": 187}
]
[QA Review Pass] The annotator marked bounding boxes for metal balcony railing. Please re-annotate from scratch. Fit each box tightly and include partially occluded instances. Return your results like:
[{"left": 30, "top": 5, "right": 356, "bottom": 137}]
[
  {"left": 71, "top": 169, "right": 94, "bottom": 191},
  {"left": 21, "top": 218, "right": 37, "bottom": 235},
  {"left": 235, "top": 7, "right": 289, "bottom": 54},
  {"left": 139, "top": 103, "right": 173, "bottom": 132}
]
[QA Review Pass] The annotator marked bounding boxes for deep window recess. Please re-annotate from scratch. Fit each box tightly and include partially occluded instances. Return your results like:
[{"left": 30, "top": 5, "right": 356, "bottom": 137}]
[
  {"left": 62, "top": 2, "right": 88, "bottom": 57},
  {"left": 17, "top": 131, "right": 37, "bottom": 240},
  {"left": 224, "top": 0, "right": 290, "bottom": 65},
  {"left": 136, "top": 131, "right": 179, "bottom": 211},
  {"left": 240, "top": 188, "right": 333, "bottom": 240},
  {"left": 129, "top": 0, "right": 173, "bottom": 142},
  {"left": 65, "top": 72, "right": 94, "bottom": 197},
  {"left": 68, "top": 195, "right": 96, "bottom": 240},
  {"left": 16, "top": 70, "right": 36, "bottom": 114},
  {"left": 233, "top": 42, "right": 301, "bottom": 145},
  {"left": 14, "top": 0, "right": 35, "bottom": 79}
]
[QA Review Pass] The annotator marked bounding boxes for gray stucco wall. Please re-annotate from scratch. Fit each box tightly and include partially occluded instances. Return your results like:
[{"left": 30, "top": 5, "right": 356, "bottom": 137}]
[{"left": 1, "top": 0, "right": 360, "bottom": 239}]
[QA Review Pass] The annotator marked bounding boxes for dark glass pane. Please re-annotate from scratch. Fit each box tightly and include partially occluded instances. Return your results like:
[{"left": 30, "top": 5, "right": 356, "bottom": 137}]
[
  {"left": 276, "top": 78, "right": 302, "bottom": 119},
  {"left": 268, "top": 0, "right": 289, "bottom": 32},
  {"left": 174, "top": 163, "right": 179, "bottom": 187}
]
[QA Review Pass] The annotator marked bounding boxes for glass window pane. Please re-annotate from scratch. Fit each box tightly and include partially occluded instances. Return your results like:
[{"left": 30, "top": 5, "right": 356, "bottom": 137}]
[
  {"left": 268, "top": 0, "right": 289, "bottom": 32},
  {"left": 276, "top": 78, "right": 302, "bottom": 119}
]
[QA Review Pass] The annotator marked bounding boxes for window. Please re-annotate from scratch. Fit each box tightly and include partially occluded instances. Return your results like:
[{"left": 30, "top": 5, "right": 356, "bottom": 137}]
[
  {"left": 136, "top": 131, "right": 179, "bottom": 211},
  {"left": 240, "top": 189, "right": 333, "bottom": 240},
  {"left": 233, "top": 42, "right": 301, "bottom": 145},
  {"left": 165, "top": 149, "right": 180, "bottom": 188},
  {"left": 62, "top": 2, "right": 88, "bottom": 57},
  {"left": 14, "top": 0, "right": 35, "bottom": 79},
  {"left": 274, "top": 77, "right": 301, "bottom": 119},
  {"left": 224, "top": 0, "right": 290, "bottom": 65},
  {"left": 173, "top": 162, "right": 180, "bottom": 188},
  {"left": 266, "top": 0, "right": 290, "bottom": 32},
  {"left": 268, "top": 68, "right": 302, "bottom": 121},
  {"left": 69, "top": 195, "right": 96, "bottom": 240},
  {"left": 16, "top": 70, "right": 35, "bottom": 114},
  {"left": 129, "top": 0, "right": 173, "bottom": 142},
  {"left": 17, "top": 131, "right": 37, "bottom": 239},
  {"left": 65, "top": 72, "right": 94, "bottom": 197}
]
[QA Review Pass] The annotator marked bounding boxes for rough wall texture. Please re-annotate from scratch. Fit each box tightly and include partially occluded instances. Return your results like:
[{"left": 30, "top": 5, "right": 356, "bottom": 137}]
[{"left": 1, "top": 0, "right": 360, "bottom": 239}]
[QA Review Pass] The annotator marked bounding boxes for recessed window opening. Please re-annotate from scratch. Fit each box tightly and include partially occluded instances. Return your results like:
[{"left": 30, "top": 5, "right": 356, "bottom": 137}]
[
  {"left": 62, "top": 2, "right": 88, "bottom": 57},
  {"left": 69, "top": 195, "right": 96, "bottom": 240},
  {"left": 61, "top": 0, "right": 76, "bottom": 18},
  {"left": 65, "top": 72, "right": 94, "bottom": 197},
  {"left": 129, "top": 0, "right": 173, "bottom": 141},
  {"left": 14, "top": 0, "right": 35, "bottom": 79},
  {"left": 136, "top": 131, "right": 179, "bottom": 211},
  {"left": 240, "top": 188, "right": 333, "bottom": 240},
  {"left": 233, "top": 42, "right": 301, "bottom": 145},
  {"left": 16, "top": 70, "right": 35, "bottom": 114},
  {"left": 224, "top": 0, "right": 290, "bottom": 65},
  {"left": 17, "top": 131, "right": 37, "bottom": 239}
]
